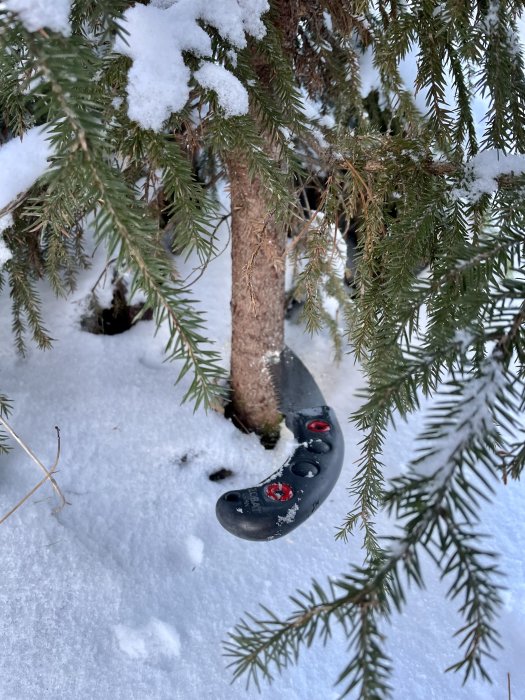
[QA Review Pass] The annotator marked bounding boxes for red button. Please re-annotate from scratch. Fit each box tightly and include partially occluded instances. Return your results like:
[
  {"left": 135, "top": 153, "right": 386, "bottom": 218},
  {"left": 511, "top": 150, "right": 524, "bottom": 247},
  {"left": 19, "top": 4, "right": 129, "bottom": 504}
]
[
  {"left": 306, "top": 419, "right": 331, "bottom": 433},
  {"left": 265, "top": 482, "right": 294, "bottom": 501}
]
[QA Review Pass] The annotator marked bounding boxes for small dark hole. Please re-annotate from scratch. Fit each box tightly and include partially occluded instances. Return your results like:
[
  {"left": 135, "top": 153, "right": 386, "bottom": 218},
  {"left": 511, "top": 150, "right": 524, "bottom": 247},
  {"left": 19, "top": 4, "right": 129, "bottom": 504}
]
[
  {"left": 81, "top": 279, "right": 153, "bottom": 336},
  {"left": 209, "top": 468, "right": 234, "bottom": 482},
  {"left": 224, "top": 492, "right": 241, "bottom": 502}
]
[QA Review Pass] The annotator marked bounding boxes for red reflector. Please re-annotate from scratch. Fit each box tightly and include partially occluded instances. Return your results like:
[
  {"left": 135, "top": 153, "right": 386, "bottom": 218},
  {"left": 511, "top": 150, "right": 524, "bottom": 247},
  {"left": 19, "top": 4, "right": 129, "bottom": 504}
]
[
  {"left": 306, "top": 419, "right": 331, "bottom": 433},
  {"left": 265, "top": 482, "right": 294, "bottom": 502}
]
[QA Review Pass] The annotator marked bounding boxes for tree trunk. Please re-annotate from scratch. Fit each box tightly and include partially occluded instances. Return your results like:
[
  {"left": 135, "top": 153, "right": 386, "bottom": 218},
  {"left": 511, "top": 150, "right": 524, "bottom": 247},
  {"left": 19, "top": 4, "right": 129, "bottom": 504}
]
[{"left": 228, "top": 155, "right": 285, "bottom": 439}]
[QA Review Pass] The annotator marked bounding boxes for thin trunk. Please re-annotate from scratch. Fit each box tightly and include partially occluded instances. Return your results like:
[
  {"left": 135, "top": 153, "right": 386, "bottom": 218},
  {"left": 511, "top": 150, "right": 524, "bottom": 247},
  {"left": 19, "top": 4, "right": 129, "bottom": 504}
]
[
  {"left": 226, "top": 1, "right": 299, "bottom": 439},
  {"left": 228, "top": 155, "right": 285, "bottom": 438}
]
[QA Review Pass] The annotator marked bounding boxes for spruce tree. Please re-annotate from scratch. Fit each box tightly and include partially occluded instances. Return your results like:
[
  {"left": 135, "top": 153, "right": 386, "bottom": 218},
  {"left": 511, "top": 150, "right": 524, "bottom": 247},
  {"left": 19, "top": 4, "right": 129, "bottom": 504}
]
[{"left": 1, "top": 1, "right": 525, "bottom": 698}]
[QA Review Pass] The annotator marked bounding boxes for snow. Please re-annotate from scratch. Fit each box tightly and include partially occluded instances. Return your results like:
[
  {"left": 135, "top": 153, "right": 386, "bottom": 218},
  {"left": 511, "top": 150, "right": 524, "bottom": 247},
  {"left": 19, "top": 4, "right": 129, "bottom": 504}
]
[
  {"left": 3, "top": 0, "right": 72, "bottom": 36},
  {"left": 277, "top": 501, "right": 299, "bottom": 525},
  {"left": 185, "top": 534, "right": 204, "bottom": 567},
  {"left": 0, "top": 6, "right": 524, "bottom": 697},
  {"left": 114, "top": 618, "right": 181, "bottom": 661},
  {"left": 299, "top": 90, "right": 335, "bottom": 134},
  {"left": 0, "top": 125, "right": 53, "bottom": 211},
  {"left": 0, "top": 236, "right": 11, "bottom": 268},
  {"left": 483, "top": 0, "right": 501, "bottom": 33},
  {"left": 194, "top": 63, "right": 248, "bottom": 117},
  {"left": 0, "top": 212, "right": 13, "bottom": 268},
  {"left": 0, "top": 201, "right": 523, "bottom": 699},
  {"left": 459, "top": 149, "right": 525, "bottom": 201},
  {"left": 0, "top": 212, "right": 13, "bottom": 233},
  {"left": 359, "top": 45, "right": 381, "bottom": 97},
  {"left": 114, "top": 0, "right": 269, "bottom": 130},
  {"left": 411, "top": 357, "right": 506, "bottom": 484}
]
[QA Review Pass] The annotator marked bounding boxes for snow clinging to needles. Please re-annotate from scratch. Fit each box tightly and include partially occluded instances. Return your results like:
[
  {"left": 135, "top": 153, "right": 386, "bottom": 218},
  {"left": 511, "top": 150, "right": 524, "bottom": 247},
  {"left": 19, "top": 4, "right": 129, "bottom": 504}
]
[
  {"left": 114, "top": 0, "right": 269, "bottom": 131},
  {"left": 457, "top": 149, "right": 525, "bottom": 201},
  {"left": 3, "top": 0, "right": 72, "bottom": 35}
]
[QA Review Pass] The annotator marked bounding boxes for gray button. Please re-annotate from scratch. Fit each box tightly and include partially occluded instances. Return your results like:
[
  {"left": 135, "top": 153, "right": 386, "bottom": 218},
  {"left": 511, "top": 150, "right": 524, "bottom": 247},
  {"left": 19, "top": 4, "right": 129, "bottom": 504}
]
[
  {"left": 291, "top": 462, "right": 320, "bottom": 477},
  {"left": 308, "top": 439, "right": 330, "bottom": 454}
]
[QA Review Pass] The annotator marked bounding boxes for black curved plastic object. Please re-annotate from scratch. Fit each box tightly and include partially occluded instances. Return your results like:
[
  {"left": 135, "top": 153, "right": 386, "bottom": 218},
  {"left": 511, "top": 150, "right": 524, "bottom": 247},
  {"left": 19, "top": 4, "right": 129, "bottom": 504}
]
[{"left": 216, "top": 403, "right": 345, "bottom": 541}]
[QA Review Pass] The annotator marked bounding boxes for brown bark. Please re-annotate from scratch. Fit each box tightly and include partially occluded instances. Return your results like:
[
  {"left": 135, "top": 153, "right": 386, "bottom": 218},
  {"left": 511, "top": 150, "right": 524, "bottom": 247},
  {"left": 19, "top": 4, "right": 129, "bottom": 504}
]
[{"left": 227, "top": 155, "right": 286, "bottom": 437}]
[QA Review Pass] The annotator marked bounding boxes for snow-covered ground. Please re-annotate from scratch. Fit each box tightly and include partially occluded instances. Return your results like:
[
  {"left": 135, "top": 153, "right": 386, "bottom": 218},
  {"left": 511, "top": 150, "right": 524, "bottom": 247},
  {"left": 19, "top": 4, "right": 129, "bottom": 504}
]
[{"left": 0, "top": 210, "right": 524, "bottom": 700}]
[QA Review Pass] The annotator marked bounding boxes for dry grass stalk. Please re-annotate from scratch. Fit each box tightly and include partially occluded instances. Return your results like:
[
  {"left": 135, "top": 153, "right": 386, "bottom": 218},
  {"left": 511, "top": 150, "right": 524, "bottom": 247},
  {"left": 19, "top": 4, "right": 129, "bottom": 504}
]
[{"left": 0, "top": 417, "right": 66, "bottom": 525}]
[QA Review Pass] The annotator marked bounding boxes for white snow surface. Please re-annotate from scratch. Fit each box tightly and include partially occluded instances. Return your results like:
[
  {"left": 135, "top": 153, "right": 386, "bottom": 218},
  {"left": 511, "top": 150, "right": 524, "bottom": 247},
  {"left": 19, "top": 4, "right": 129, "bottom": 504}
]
[
  {"left": 3, "top": 0, "right": 72, "bottom": 35},
  {"left": 0, "top": 125, "right": 53, "bottom": 211},
  {"left": 114, "top": 0, "right": 269, "bottom": 130},
  {"left": 0, "top": 197, "right": 524, "bottom": 699}
]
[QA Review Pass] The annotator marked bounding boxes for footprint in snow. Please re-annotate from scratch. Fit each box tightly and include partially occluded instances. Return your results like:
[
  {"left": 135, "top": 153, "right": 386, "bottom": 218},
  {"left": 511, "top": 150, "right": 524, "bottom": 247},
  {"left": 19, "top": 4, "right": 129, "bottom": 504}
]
[{"left": 114, "top": 618, "right": 181, "bottom": 661}]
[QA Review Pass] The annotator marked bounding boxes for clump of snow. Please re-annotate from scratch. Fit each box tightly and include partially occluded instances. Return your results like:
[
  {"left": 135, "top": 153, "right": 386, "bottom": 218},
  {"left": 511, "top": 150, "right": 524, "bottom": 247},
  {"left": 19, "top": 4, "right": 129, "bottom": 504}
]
[
  {"left": 277, "top": 502, "right": 300, "bottom": 525},
  {"left": 458, "top": 149, "right": 525, "bottom": 201},
  {"left": 0, "top": 125, "right": 53, "bottom": 212},
  {"left": 3, "top": 0, "right": 72, "bottom": 35},
  {"left": 185, "top": 534, "right": 204, "bottom": 567},
  {"left": 113, "top": 4, "right": 208, "bottom": 131},
  {"left": 114, "top": 0, "right": 269, "bottom": 131},
  {"left": 194, "top": 63, "right": 248, "bottom": 117},
  {"left": 200, "top": 1, "right": 268, "bottom": 47}
]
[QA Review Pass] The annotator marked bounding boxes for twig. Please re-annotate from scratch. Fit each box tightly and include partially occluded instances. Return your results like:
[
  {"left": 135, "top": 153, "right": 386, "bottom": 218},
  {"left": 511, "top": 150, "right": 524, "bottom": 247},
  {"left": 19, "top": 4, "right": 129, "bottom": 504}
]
[
  {"left": 90, "top": 257, "right": 118, "bottom": 294},
  {"left": 286, "top": 174, "right": 334, "bottom": 254},
  {"left": 0, "top": 425, "right": 63, "bottom": 524},
  {"left": 178, "top": 212, "right": 232, "bottom": 290},
  {"left": 0, "top": 418, "right": 66, "bottom": 511},
  {"left": 0, "top": 190, "right": 28, "bottom": 220},
  {"left": 495, "top": 300, "right": 525, "bottom": 358}
]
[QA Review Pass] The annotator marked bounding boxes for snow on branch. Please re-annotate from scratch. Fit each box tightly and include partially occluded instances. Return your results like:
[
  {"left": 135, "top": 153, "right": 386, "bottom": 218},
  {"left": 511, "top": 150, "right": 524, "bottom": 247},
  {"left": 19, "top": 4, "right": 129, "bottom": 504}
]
[
  {"left": 194, "top": 63, "right": 248, "bottom": 117},
  {"left": 2, "top": 0, "right": 73, "bottom": 36},
  {"left": 0, "top": 125, "right": 53, "bottom": 241},
  {"left": 411, "top": 357, "right": 507, "bottom": 485},
  {"left": 459, "top": 150, "right": 525, "bottom": 201},
  {"left": 114, "top": 0, "right": 269, "bottom": 131}
]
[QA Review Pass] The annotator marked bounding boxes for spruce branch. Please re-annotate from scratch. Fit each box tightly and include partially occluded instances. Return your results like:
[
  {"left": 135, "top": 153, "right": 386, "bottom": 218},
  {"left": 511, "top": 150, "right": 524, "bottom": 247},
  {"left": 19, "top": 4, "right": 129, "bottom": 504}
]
[{"left": 15, "top": 26, "right": 227, "bottom": 409}]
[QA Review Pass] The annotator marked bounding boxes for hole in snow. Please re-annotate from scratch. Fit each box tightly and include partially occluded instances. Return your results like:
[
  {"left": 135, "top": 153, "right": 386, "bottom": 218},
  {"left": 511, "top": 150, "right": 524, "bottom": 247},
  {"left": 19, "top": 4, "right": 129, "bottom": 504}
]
[
  {"left": 208, "top": 468, "right": 234, "bottom": 482},
  {"left": 81, "top": 278, "right": 153, "bottom": 336}
]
